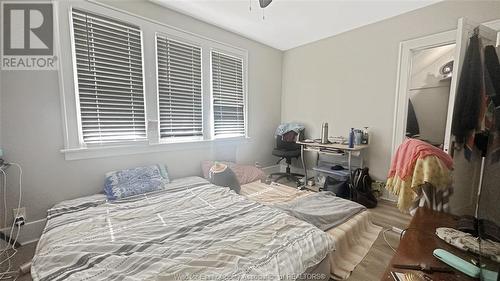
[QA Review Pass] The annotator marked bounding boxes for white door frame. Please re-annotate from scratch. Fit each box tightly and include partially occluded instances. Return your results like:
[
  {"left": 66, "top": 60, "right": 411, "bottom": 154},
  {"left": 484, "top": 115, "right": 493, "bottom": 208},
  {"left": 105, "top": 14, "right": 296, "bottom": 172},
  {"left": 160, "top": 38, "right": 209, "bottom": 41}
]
[
  {"left": 391, "top": 19, "right": 500, "bottom": 156},
  {"left": 391, "top": 30, "right": 456, "bottom": 155}
]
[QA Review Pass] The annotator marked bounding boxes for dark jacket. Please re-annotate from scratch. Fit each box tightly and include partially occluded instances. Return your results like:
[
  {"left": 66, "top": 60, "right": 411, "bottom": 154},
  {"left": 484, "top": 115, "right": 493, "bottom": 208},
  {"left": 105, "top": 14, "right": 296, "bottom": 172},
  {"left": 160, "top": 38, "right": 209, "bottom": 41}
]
[
  {"left": 452, "top": 34, "right": 482, "bottom": 144},
  {"left": 484, "top": 45, "right": 500, "bottom": 107}
]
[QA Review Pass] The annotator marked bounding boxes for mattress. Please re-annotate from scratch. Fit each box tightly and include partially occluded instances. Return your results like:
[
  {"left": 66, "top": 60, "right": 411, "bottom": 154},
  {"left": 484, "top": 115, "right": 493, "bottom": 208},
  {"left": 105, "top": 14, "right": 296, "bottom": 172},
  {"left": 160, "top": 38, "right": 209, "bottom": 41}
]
[
  {"left": 240, "top": 181, "right": 382, "bottom": 280},
  {"left": 32, "top": 176, "right": 335, "bottom": 281}
]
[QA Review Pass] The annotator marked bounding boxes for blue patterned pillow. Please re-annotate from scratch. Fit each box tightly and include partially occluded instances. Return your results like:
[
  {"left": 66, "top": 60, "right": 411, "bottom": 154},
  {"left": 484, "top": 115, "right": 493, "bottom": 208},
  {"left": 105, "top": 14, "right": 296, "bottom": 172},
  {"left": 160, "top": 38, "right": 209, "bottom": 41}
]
[{"left": 104, "top": 164, "right": 170, "bottom": 200}]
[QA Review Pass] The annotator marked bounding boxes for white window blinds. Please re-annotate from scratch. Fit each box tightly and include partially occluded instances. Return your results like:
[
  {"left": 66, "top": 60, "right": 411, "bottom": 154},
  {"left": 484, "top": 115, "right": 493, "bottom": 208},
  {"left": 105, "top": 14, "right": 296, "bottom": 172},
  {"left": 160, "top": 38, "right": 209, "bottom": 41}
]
[
  {"left": 211, "top": 51, "right": 246, "bottom": 137},
  {"left": 156, "top": 35, "right": 203, "bottom": 138},
  {"left": 72, "top": 9, "right": 146, "bottom": 144}
]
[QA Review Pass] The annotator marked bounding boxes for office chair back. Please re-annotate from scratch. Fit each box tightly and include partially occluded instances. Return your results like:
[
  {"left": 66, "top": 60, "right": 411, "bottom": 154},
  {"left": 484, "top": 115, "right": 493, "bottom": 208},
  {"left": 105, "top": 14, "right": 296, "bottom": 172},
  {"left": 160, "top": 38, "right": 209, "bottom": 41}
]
[{"left": 276, "top": 130, "right": 302, "bottom": 150}]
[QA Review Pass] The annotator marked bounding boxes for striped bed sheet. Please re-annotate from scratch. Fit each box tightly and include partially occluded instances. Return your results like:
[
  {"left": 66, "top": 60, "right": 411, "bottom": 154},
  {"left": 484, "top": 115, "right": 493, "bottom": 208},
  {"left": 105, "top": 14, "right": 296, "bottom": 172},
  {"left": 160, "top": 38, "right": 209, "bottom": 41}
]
[
  {"left": 240, "top": 181, "right": 382, "bottom": 280},
  {"left": 31, "top": 176, "right": 335, "bottom": 281}
]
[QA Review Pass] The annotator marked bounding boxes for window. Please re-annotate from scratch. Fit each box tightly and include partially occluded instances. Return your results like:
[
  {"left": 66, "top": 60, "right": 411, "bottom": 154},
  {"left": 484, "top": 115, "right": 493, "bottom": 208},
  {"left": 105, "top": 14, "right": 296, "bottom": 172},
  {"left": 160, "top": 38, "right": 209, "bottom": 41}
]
[
  {"left": 211, "top": 51, "right": 246, "bottom": 138},
  {"left": 61, "top": 3, "right": 249, "bottom": 159},
  {"left": 156, "top": 35, "right": 203, "bottom": 139},
  {"left": 72, "top": 9, "right": 146, "bottom": 144}
]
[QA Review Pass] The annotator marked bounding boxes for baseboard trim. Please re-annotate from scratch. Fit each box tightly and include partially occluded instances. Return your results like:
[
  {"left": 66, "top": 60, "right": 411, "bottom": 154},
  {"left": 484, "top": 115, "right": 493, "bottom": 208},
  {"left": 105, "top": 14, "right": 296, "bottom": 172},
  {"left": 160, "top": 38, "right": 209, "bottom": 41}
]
[
  {"left": 21, "top": 238, "right": 40, "bottom": 246},
  {"left": 0, "top": 218, "right": 46, "bottom": 246}
]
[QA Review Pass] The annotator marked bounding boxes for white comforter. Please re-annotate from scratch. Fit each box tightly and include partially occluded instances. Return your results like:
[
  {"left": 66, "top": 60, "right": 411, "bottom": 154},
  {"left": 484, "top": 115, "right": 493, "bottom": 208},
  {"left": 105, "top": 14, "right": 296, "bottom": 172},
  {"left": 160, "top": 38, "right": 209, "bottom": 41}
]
[{"left": 32, "top": 177, "right": 334, "bottom": 281}]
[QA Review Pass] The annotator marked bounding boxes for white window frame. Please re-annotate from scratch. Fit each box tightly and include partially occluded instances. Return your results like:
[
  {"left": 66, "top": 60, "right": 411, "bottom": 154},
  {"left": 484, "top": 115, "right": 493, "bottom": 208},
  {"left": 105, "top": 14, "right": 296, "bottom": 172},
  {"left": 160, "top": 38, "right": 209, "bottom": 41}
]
[
  {"left": 155, "top": 32, "right": 205, "bottom": 143},
  {"left": 209, "top": 47, "right": 249, "bottom": 139},
  {"left": 57, "top": 1, "right": 249, "bottom": 160},
  {"left": 70, "top": 8, "right": 148, "bottom": 146}
]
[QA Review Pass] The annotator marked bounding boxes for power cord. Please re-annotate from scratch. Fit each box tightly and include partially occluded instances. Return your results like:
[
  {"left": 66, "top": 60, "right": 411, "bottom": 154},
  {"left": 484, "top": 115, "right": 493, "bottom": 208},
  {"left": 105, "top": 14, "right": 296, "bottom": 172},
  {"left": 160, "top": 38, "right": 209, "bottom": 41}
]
[
  {"left": 0, "top": 163, "right": 23, "bottom": 280},
  {"left": 400, "top": 227, "right": 435, "bottom": 240},
  {"left": 9, "top": 163, "right": 23, "bottom": 227},
  {"left": 0, "top": 163, "right": 22, "bottom": 254},
  {"left": 0, "top": 229, "right": 20, "bottom": 280},
  {"left": 382, "top": 226, "right": 437, "bottom": 255},
  {"left": 383, "top": 228, "right": 397, "bottom": 252},
  {"left": 1, "top": 169, "right": 7, "bottom": 237}
]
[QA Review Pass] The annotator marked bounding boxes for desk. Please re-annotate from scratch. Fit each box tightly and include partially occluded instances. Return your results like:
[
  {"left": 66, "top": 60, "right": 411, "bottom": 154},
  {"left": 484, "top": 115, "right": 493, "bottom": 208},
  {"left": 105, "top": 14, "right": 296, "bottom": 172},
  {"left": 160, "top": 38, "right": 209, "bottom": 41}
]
[
  {"left": 297, "top": 141, "right": 368, "bottom": 188},
  {"left": 381, "top": 208, "right": 476, "bottom": 281}
]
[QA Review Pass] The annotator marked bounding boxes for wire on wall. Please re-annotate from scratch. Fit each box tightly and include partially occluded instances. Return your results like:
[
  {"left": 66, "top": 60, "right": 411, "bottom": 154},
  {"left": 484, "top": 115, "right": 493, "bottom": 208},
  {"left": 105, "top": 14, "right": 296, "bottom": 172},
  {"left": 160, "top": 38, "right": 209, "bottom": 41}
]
[{"left": 0, "top": 163, "right": 23, "bottom": 280}]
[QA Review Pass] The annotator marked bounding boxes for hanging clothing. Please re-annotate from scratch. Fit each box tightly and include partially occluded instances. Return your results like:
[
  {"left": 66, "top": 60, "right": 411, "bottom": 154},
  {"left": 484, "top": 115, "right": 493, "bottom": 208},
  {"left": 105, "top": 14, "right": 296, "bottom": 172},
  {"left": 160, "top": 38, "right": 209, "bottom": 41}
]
[
  {"left": 387, "top": 155, "right": 453, "bottom": 212},
  {"left": 406, "top": 99, "right": 420, "bottom": 137},
  {"left": 387, "top": 138, "right": 453, "bottom": 181},
  {"left": 484, "top": 46, "right": 500, "bottom": 164},
  {"left": 451, "top": 33, "right": 500, "bottom": 160},
  {"left": 479, "top": 45, "right": 496, "bottom": 135},
  {"left": 274, "top": 122, "right": 305, "bottom": 136},
  {"left": 409, "top": 183, "right": 452, "bottom": 215},
  {"left": 483, "top": 46, "right": 500, "bottom": 163},
  {"left": 484, "top": 45, "right": 500, "bottom": 108},
  {"left": 451, "top": 34, "right": 483, "bottom": 159},
  {"left": 386, "top": 139, "right": 453, "bottom": 212},
  {"left": 281, "top": 130, "right": 298, "bottom": 142}
]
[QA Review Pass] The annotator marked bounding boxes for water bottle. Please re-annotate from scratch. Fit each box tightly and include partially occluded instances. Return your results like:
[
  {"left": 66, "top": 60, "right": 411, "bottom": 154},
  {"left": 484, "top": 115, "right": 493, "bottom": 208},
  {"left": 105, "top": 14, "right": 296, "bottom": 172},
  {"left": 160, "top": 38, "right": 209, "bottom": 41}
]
[
  {"left": 354, "top": 130, "right": 363, "bottom": 145},
  {"left": 362, "top": 127, "right": 369, "bottom": 145},
  {"left": 348, "top": 128, "right": 355, "bottom": 148},
  {"left": 320, "top": 123, "right": 329, "bottom": 144}
]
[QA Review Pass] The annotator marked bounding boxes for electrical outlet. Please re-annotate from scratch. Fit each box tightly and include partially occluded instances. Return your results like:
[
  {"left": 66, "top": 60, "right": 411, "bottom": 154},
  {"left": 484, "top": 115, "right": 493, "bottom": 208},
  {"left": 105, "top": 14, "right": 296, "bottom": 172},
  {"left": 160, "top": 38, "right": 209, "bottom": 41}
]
[{"left": 13, "top": 207, "right": 26, "bottom": 221}]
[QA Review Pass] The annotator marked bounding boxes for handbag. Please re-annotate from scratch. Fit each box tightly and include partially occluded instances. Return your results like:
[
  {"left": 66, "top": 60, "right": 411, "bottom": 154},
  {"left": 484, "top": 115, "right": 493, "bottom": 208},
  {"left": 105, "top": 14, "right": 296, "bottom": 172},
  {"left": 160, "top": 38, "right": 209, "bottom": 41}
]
[{"left": 323, "top": 176, "right": 350, "bottom": 199}]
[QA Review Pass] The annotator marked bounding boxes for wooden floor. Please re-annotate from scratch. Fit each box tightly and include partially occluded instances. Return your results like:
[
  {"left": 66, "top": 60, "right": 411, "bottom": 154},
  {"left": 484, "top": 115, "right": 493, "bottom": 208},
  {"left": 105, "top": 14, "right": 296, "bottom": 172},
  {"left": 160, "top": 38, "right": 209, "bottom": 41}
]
[
  {"left": 274, "top": 179, "right": 412, "bottom": 280},
  {"left": 1, "top": 193, "right": 411, "bottom": 281},
  {"left": 347, "top": 200, "right": 411, "bottom": 281}
]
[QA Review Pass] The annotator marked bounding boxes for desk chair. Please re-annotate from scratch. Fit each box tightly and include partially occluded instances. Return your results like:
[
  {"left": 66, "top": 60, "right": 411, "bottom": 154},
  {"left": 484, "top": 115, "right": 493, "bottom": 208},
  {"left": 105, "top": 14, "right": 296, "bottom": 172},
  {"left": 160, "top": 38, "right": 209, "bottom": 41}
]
[{"left": 269, "top": 130, "right": 304, "bottom": 186}]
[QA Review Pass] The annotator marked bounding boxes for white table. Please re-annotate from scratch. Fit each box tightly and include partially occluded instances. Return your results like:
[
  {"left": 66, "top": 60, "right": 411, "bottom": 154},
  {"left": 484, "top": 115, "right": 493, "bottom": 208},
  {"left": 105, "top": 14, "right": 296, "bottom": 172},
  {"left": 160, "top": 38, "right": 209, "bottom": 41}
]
[{"left": 297, "top": 141, "right": 368, "bottom": 190}]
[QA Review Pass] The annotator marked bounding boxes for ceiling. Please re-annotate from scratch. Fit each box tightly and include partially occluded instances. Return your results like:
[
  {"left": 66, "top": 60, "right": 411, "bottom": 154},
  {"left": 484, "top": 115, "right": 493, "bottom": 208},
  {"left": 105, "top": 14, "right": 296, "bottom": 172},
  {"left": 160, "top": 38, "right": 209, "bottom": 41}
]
[{"left": 152, "top": 0, "right": 439, "bottom": 50}]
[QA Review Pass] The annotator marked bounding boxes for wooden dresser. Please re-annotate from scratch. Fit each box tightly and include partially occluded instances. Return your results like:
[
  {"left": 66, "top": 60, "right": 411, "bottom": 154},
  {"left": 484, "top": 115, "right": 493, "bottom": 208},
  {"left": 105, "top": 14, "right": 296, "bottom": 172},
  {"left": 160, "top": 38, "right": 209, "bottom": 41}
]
[{"left": 381, "top": 208, "right": 477, "bottom": 281}]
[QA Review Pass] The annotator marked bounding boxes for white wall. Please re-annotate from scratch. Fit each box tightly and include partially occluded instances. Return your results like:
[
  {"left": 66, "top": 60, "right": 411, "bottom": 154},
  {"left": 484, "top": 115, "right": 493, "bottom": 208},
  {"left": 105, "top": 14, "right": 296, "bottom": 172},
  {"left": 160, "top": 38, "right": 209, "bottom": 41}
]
[
  {"left": 0, "top": 0, "right": 282, "bottom": 226},
  {"left": 281, "top": 1, "right": 500, "bottom": 181},
  {"left": 2, "top": 0, "right": 500, "bottom": 230}
]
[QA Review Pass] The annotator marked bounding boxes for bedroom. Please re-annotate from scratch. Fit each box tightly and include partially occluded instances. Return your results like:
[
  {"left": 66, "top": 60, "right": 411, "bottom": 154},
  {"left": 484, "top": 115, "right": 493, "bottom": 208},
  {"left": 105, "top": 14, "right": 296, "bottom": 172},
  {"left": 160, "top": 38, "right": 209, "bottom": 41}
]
[{"left": 0, "top": 0, "right": 499, "bottom": 280}]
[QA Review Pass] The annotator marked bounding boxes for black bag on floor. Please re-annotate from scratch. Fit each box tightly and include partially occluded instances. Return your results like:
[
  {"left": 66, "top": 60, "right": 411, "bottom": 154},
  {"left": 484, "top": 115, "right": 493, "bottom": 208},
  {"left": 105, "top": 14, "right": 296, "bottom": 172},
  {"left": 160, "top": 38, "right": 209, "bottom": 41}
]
[
  {"left": 323, "top": 176, "right": 350, "bottom": 199},
  {"left": 351, "top": 167, "right": 378, "bottom": 208}
]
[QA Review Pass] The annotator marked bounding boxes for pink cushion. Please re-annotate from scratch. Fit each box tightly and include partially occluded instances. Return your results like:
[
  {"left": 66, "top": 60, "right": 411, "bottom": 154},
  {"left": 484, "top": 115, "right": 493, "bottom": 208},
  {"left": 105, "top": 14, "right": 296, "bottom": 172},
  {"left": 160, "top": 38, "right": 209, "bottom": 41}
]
[{"left": 201, "top": 161, "right": 265, "bottom": 185}]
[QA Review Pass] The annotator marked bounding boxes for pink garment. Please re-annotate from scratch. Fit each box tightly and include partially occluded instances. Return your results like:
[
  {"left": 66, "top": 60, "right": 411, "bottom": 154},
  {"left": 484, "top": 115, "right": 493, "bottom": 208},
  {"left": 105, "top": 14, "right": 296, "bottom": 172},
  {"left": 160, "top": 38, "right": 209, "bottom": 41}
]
[{"left": 388, "top": 139, "right": 453, "bottom": 180}]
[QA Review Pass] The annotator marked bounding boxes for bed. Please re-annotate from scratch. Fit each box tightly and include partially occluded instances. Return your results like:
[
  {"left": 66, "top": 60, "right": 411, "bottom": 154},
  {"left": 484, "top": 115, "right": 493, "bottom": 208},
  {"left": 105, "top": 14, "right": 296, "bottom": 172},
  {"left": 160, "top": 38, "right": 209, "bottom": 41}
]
[
  {"left": 240, "top": 180, "right": 382, "bottom": 280},
  {"left": 31, "top": 176, "right": 334, "bottom": 281}
]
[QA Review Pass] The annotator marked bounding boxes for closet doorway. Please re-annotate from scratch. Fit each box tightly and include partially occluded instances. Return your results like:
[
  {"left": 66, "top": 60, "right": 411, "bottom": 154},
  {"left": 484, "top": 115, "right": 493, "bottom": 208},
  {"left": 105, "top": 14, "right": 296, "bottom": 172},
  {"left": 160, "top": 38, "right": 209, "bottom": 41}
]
[
  {"left": 405, "top": 43, "right": 456, "bottom": 147},
  {"left": 392, "top": 18, "right": 500, "bottom": 215},
  {"left": 392, "top": 30, "right": 456, "bottom": 154}
]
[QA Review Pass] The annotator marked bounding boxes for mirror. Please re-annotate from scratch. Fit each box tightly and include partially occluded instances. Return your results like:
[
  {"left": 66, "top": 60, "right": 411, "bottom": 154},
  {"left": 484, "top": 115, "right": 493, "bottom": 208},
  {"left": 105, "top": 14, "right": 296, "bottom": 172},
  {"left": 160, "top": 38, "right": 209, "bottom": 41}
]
[
  {"left": 392, "top": 30, "right": 457, "bottom": 155},
  {"left": 405, "top": 43, "right": 456, "bottom": 148}
]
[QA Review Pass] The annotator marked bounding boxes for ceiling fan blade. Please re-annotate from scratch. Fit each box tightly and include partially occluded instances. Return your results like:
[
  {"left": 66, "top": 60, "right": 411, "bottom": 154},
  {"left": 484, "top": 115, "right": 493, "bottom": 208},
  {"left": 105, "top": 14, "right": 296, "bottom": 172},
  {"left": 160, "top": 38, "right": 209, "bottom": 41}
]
[{"left": 259, "top": 0, "right": 272, "bottom": 8}]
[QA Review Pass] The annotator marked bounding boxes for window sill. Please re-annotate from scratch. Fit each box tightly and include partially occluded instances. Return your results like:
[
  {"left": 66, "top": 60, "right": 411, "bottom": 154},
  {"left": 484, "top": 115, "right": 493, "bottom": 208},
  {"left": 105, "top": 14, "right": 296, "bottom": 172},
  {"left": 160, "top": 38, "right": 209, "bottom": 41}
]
[{"left": 61, "top": 136, "right": 251, "bottom": 160}]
